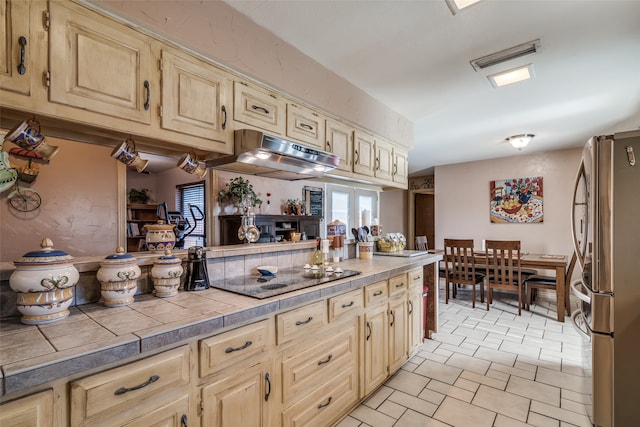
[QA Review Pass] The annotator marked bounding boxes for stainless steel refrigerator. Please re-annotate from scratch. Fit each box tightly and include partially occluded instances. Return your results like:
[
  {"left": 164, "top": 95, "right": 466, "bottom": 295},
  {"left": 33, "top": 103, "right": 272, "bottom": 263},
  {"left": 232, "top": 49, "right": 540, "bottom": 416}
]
[{"left": 571, "top": 129, "right": 640, "bottom": 427}]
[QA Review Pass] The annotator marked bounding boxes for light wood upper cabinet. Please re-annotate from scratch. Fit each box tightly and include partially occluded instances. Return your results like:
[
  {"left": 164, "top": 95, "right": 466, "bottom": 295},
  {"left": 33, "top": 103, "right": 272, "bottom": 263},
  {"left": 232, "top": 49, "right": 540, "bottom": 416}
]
[
  {"left": 325, "top": 118, "right": 353, "bottom": 173},
  {"left": 0, "top": 389, "right": 54, "bottom": 427},
  {"left": 393, "top": 146, "right": 409, "bottom": 185},
  {"left": 0, "top": 0, "right": 32, "bottom": 98},
  {"left": 374, "top": 138, "right": 393, "bottom": 181},
  {"left": 233, "top": 80, "right": 285, "bottom": 135},
  {"left": 286, "top": 103, "right": 324, "bottom": 148},
  {"left": 353, "top": 130, "right": 375, "bottom": 177},
  {"left": 160, "top": 48, "right": 232, "bottom": 143},
  {"left": 48, "top": 1, "right": 154, "bottom": 125}
]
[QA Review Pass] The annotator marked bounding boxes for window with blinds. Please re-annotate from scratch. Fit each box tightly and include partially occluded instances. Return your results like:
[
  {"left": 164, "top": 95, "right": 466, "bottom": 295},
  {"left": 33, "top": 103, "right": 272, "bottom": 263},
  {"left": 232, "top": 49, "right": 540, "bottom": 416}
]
[{"left": 176, "top": 182, "right": 206, "bottom": 247}]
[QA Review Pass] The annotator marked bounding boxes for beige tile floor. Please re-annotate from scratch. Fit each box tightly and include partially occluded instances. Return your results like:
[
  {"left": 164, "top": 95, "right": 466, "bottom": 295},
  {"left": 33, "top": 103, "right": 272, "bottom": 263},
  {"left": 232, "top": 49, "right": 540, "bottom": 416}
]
[{"left": 336, "top": 281, "right": 592, "bottom": 427}]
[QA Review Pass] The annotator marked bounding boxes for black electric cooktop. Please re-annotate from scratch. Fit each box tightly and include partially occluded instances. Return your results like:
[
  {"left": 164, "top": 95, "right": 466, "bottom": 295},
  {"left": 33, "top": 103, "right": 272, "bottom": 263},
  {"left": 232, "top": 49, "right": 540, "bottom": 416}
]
[{"left": 210, "top": 267, "right": 361, "bottom": 299}]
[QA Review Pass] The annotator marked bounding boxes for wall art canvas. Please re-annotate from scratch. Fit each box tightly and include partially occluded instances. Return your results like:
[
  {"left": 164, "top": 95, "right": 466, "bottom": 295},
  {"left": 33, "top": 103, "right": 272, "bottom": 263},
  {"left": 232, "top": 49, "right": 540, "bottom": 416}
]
[{"left": 490, "top": 176, "right": 543, "bottom": 223}]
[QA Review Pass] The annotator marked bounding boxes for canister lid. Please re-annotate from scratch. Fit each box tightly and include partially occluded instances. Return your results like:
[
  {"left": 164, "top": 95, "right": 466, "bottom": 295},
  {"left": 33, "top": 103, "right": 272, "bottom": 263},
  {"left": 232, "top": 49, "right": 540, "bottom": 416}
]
[
  {"left": 153, "top": 249, "right": 182, "bottom": 265},
  {"left": 102, "top": 247, "right": 137, "bottom": 264},
  {"left": 14, "top": 238, "right": 75, "bottom": 265}
]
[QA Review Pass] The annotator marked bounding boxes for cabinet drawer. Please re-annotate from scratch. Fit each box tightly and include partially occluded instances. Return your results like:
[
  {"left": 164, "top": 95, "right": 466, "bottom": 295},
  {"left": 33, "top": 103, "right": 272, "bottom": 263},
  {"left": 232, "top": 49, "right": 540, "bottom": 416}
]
[
  {"left": 70, "top": 345, "right": 190, "bottom": 426},
  {"left": 389, "top": 273, "right": 408, "bottom": 295},
  {"left": 408, "top": 267, "right": 423, "bottom": 288},
  {"left": 276, "top": 300, "right": 327, "bottom": 345},
  {"left": 282, "top": 319, "right": 357, "bottom": 406},
  {"left": 282, "top": 363, "right": 358, "bottom": 427},
  {"left": 286, "top": 103, "right": 325, "bottom": 148},
  {"left": 233, "top": 80, "right": 285, "bottom": 135},
  {"left": 199, "top": 319, "right": 272, "bottom": 378},
  {"left": 364, "top": 281, "right": 388, "bottom": 306},
  {"left": 328, "top": 289, "right": 363, "bottom": 322}
]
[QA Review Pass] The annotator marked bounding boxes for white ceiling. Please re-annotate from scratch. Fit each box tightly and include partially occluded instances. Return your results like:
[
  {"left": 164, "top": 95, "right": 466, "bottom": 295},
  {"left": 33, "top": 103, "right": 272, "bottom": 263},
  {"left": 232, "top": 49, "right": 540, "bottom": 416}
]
[{"left": 223, "top": 0, "right": 640, "bottom": 176}]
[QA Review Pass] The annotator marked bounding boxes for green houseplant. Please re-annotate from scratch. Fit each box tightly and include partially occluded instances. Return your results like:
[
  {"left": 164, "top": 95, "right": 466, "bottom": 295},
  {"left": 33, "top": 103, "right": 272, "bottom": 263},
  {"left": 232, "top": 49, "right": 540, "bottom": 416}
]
[
  {"left": 218, "top": 177, "right": 262, "bottom": 209},
  {"left": 128, "top": 188, "right": 151, "bottom": 204}
]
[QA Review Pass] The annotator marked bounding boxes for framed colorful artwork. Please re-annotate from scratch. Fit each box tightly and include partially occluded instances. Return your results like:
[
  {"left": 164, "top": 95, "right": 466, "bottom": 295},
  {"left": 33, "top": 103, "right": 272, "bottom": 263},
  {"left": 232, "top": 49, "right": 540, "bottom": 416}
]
[{"left": 490, "top": 176, "right": 543, "bottom": 223}]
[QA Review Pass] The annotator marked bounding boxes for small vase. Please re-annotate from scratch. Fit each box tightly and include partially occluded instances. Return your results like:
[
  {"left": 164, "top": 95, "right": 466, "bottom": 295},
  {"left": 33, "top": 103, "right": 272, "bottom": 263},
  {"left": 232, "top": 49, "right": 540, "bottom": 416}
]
[
  {"left": 223, "top": 204, "right": 237, "bottom": 215},
  {"left": 518, "top": 193, "right": 532, "bottom": 204}
]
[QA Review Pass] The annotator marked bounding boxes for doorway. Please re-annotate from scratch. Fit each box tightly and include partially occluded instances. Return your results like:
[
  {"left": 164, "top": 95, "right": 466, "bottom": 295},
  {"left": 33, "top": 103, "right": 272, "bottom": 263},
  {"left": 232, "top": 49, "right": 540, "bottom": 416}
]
[{"left": 415, "top": 193, "right": 435, "bottom": 250}]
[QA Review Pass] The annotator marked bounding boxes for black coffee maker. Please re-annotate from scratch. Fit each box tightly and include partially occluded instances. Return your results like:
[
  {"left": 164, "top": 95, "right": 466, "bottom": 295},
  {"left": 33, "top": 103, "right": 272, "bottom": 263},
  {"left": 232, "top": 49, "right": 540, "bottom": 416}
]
[{"left": 184, "top": 246, "right": 210, "bottom": 291}]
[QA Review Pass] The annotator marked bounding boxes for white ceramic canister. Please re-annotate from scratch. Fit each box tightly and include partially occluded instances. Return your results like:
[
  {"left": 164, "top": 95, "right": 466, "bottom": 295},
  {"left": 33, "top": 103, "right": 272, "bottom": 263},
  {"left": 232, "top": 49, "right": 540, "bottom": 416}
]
[
  {"left": 10, "top": 238, "right": 79, "bottom": 325},
  {"left": 151, "top": 249, "right": 184, "bottom": 298},
  {"left": 144, "top": 221, "right": 176, "bottom": 253},
  {"left": 97, "top": 247, "right": 141, "bottom": 307}
]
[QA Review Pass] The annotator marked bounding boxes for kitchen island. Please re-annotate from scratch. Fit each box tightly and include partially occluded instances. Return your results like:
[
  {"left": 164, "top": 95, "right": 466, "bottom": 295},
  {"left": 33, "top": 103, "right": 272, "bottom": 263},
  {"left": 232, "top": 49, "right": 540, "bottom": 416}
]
[{"left": 0, "top": 242, "right": 441, "bottom": 426}]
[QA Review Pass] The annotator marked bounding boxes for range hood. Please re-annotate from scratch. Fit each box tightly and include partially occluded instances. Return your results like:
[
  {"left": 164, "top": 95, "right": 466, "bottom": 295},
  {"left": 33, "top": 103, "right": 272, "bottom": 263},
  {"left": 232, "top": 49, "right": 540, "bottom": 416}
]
[{"left": 206, "top": 129, "right": 340, "bottom": 180}]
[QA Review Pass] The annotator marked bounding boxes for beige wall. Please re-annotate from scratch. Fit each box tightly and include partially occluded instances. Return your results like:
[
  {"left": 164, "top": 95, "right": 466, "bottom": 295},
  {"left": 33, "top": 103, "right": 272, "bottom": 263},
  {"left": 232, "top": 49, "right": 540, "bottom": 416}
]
[
  {"left": 1, "top": 136, "right": 119, "bottom": 261},
  {"left": 87, "top": 0, "right": 412, "bottom": 148},
  {"left": 434, "top": 148, "right": 582, "bottom": 258},
  {"left": 380, "top": 189, "right": 407, "bottom": 235}
]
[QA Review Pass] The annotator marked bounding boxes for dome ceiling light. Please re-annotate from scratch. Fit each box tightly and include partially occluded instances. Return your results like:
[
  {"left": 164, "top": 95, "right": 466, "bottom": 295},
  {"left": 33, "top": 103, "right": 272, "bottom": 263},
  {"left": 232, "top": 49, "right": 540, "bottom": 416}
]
[{"left": 507, "top": 134, "right": 535, "bottom": 150}]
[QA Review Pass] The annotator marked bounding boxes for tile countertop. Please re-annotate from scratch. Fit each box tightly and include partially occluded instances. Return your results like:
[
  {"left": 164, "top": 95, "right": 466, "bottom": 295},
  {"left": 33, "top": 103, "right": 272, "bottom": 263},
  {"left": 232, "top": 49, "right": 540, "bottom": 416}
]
[{"left": 0, "top": 252, "right": 442, "bottom": 397}]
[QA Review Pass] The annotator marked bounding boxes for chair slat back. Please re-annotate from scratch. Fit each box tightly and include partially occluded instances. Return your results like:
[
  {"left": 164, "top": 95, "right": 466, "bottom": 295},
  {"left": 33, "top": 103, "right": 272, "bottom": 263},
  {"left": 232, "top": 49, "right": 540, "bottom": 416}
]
[
  {"left": 444, "top": 239, "right": 476, "bottom": 285},
  {"left": 485, "top": 240, "right": 522, "bottom": 287},
  {"left": 415, "top": 236, "right": 428, "bottom": 251},
  {"left": 566, "top": 251, "right": 577, "bottom": 283}
]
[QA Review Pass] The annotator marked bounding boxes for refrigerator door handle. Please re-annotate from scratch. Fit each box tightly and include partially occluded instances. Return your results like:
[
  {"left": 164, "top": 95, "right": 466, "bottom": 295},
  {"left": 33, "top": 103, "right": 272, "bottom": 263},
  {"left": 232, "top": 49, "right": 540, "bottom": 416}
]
[
  {"left": 571, "top": 159, "right": 587, "bottom": 270},
  {"left": 570, "top": 279, "right": 591, "bottom": 304},
  {"left": 570, "top": 309, "right": 591, "bottom": 341}
]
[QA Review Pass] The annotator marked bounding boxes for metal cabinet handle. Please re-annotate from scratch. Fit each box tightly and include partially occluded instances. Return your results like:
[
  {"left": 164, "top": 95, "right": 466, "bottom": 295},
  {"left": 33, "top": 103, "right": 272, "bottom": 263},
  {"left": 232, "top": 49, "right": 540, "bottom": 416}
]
[
  {"left": 341, "top": 301, "right": 354, "bottom": 308},
  {"left": 300, "top": 122, "right": 313, "bottom": 131},
  {"left": 114, "top": 374, "right": 159, "bottom": 395},
  {"left": 317, "top": 396, "right": 333, "bottom": 409},
  {"left": 389, "top": 309, "right": 395, "bottom": 327},
  {"left": 221, "top": 105, "right": 227, "bottom": 129},
  {"left": 264, "top": 372, "right": 271, "bottom": 401},
  {"left": 373, "top": 290, "right": 383, "bottom": 296},
  {"left": 143, "top": 80, "right": 150, "bottom": 111},
  {"left": 326, "top": 140, "right": 331, "bottom": 151},
  {"left": 354, "top": 150, "right": 359, "bottom": 164},
  {"left": 295, "top": 316, "right": 313, "bottom": 326},
  {"left": 396, "top": 282, "right": 405, "bottom": 288},
  {"left": 375, "top": 157, "right": 380, "bottom": 170},
  {"left": 181, "top": 414, "right": 188, "bottom": 427},
  {"left": 18, "top": 36, "right": 27, "bottom": 75},
  {"left": 251, "top": 104, "right": 270, "bottom": 115},
  {"left": 366, "top": 322, "right": 371, "bottom": 340},
  {"left": 393, "top": 164, "right": 398, "bottom": 175},
  {"left": 408, "top": 300, "right": 413, "bottom": 314},
  {"left": 225, "top": 340, "right": 252, "bottom": 353},
  {"left": 317, "top": 354, "right": 333, "bottom": 365}
]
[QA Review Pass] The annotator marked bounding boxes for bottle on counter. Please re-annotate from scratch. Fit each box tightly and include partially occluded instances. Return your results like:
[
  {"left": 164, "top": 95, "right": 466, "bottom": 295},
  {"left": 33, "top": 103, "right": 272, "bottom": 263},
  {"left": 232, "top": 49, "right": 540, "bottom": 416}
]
[{"left": 311, "top": 238, "right": 323, "bottom": 266}]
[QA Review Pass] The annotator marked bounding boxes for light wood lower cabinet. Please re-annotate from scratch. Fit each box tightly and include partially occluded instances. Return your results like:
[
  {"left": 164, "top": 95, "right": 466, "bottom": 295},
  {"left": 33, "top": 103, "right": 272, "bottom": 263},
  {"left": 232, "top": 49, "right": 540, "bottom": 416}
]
[
  {"left": 123, "top": 393, "right": 190, "bottom": 427},
  {"left": 408, "top": 268, "right": 425, "bottom": 356},
  {"left": 200, "top": 358, "right": 273, "bottom": 427},
  {"left": 0, "top": 389, "right": 53, "bottom": 427},
  {"left": 388, "top": 292, "right": 409, "bottom": 374},
  {"left": 70, "top": 345, "right": 190, "bottom": 426},
  {"left": 362, "top": 302, "right": 389, "bottom": 396}
]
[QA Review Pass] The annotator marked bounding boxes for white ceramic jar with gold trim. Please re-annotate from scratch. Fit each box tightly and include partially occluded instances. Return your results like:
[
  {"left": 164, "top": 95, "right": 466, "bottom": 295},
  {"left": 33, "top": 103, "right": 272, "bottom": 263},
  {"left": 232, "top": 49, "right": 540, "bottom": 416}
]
[
  {"left": 151, "top": 249, "right": 183, "bottom": 298},
  {"left": 97, "top": 247, "right": 140, "bottom": 307}
]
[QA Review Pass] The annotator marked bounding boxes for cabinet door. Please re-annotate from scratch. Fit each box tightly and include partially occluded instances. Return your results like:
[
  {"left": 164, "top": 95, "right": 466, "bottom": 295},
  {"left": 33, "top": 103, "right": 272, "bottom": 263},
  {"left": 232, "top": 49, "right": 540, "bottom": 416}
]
[
  {"left": 123, "top": 393, "right": 189, "bottom": 427},
  {"left": 374, "top": 138, "right": 393, "bottom": 181},
  {"left": 393, "top": 147, "right": 409, "bottom": 185},
  {"left": 353, "top": 130, "right": 375, "bottom": 177},
  {"left": 286, "top": 103, "right": 324, "bottom": 148},
  {"left": 48, "top": 1, "right": 153, "bottom": 124},
  {"left": 408, "top": 286, "right": 423, "bottom": 356},
  {"left": 325, "top": 119, "right": 353, "bottom": 173},
  {"left": 201, "top": 360, "right": 272, "bottom": 427},
  {"left": 0, "top": 389, "right": 53, "bottom": 427},
  {"left": 388, "top": 294, "right": 409, "bottom": 374},
  {"left": 161, "top": 48, "right": 231, "bottom": 142},
  {"left": 0, "top": 0, "right": 32, "bottom": 98},
  {"left": 363, "top": 304, "right": 388, "bottom": 395},
  {"left": 233, "top": 81, "right": 285, "bottom": 135},
  {"left": 298, "top": 217, "right": 320, "bottom": 240}
]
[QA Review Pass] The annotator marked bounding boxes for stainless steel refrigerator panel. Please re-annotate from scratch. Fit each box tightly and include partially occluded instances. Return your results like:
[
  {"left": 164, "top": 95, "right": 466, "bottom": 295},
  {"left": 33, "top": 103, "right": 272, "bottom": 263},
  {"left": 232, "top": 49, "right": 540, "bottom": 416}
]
[
  {"left": 594, "top": 136, "right": 613, "bottom": 295},
  {"left": 592, "top": 332, "right": 613, "bottom": 427},
  {"left": 590, "top": 292, "right": 612, "bottom": 334}
]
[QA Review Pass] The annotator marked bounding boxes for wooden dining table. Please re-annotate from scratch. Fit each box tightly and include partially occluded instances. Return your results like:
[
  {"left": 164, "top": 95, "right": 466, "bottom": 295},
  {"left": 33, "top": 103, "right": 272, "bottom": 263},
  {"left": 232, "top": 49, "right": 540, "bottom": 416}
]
[{"left": 435, "top": 250, "right": 569, "bottom": 322}]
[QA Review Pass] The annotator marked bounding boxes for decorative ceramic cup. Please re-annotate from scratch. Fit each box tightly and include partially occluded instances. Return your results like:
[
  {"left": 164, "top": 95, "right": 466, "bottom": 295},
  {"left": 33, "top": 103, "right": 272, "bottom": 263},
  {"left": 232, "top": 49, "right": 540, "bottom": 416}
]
[
  {"left": 10, "top": 238, "right": 79, "bottom": 324},
  {"left": 177, "top": 152, "right": 207, "bottom": 179},
  {"left": 111, "top": 138, "right": 148, "bottom": 173},
  {"left": 358, "top": 241, "right": 374, "bottom": 260},
  {"left": 97, "top": 247, "right": 140, "bottom": 307},
  {"left": 4, "top": 118, "right": 59, "bottom": 160},
  {"left": 144, "top": 221, "right": 176, "bottom": 253},
  {"left": 151, "top": 249, "right": 184, "bottom": 298}
]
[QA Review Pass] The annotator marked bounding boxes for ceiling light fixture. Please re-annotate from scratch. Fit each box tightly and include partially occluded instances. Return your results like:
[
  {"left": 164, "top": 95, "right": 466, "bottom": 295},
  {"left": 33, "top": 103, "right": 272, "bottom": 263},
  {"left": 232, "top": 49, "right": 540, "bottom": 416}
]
[
  {"left": 444, "top": 0, "right": 483, "bottom": 15},
  {"left": 470, "top": 39, "right": 541, "bottom": 71},
  {"left": 507, "top": 134, "right": 534, "bottom": 150},
  {"left": 488, "top": 64, "right": 535, "bottom": 88}
]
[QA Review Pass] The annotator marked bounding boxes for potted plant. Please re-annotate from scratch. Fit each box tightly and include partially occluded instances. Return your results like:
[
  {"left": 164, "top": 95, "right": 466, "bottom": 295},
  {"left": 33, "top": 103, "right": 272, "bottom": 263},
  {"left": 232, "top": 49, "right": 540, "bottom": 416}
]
[
  {"left": 286, "top": 198, "right": 304, "bottom": 215},
  {"left": 218, "top": 177, "right": 262, "bottom": 213},
  {"left": 128, "top": 188, "right": 151, "bottom": 204}
]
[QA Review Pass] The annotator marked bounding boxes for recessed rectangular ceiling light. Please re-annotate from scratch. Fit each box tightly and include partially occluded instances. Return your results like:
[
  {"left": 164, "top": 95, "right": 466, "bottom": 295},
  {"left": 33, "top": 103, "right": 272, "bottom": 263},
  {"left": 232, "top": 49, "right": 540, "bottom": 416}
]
[
  {"left": 471, "top": 39, "right": 541, "bottom": 71},
  {"left": 488, "top": 64, "right": 535, "bottom": 88},
  {"left": 445, "top": 0, "right": 483, "bottom": 15}
]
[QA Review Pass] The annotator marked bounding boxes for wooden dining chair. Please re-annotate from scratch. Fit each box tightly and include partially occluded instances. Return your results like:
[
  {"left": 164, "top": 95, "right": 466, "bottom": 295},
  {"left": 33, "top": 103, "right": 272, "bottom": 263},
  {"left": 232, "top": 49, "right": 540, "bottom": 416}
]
[
  {"left": 524, "top": 251, "right": 577, "bottom": 311},
  {"left": 444, "top": 239, "right": 484, "bottom": 308},
  {"left": 484, "top": 240, "right": 525, "bottom": 315},
  {"left": 415, "top": 235, "right": 428, "bottom": 251}
]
